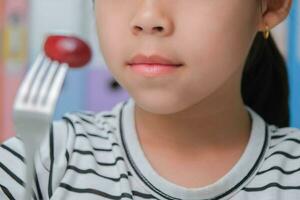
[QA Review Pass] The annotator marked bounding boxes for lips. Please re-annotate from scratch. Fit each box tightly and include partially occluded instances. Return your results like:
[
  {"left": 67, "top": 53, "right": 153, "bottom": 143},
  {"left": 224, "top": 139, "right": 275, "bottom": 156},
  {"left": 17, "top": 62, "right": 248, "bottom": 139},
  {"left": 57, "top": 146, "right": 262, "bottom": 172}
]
[{"left": 127, "top": 54, "right": 183, "bottom": 67}]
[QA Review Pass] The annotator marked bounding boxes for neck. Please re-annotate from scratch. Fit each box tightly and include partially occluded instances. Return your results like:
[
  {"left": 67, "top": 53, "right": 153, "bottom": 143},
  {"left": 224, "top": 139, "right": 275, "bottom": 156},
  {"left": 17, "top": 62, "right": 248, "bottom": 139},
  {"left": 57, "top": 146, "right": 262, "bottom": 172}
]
[{"left": 134, "top": 78, "right": 251, "bottom": 153}]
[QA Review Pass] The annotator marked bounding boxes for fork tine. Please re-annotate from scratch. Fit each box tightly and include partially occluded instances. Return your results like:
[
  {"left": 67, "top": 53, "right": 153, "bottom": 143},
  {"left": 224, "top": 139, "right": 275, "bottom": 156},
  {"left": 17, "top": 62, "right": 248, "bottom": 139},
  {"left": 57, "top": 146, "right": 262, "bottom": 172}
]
[
  {"left": 37, "top": 60, "right": 60, "bottom": 106},
  {"left": 14, "top": 53, "right": 45, "bottom": 106},
  {"left": 27, "top": 56, "right": 51, "bottom": 104},
  {"left": 46, "top": 63, "right": 68, "bottom": 112}
]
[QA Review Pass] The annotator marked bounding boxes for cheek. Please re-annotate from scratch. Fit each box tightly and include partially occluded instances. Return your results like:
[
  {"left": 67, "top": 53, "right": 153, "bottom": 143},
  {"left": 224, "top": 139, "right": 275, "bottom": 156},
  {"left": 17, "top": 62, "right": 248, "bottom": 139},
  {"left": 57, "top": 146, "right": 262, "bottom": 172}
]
[
  {"left": 177, "top": 4, "right": 257, "bottom": 81},
  {"left": 172, "top": 4, "right": 258, "bottom": 100},
  {"left": 96, "top": 16, "right": 127, "bottom": 71},
  {"left": 95, "top": 4, "right": 129, "bottom": 65},
  {"left": 96, "top": 23, "right": 134, "bottom": 92}
]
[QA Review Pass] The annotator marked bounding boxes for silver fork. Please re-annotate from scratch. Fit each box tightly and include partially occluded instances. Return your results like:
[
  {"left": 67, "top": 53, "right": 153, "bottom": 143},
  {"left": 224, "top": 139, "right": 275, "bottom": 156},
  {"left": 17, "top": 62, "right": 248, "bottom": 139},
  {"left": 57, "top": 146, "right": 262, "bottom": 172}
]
[{"left": 13, "top": 52, "right": 68, "bottom": 200}]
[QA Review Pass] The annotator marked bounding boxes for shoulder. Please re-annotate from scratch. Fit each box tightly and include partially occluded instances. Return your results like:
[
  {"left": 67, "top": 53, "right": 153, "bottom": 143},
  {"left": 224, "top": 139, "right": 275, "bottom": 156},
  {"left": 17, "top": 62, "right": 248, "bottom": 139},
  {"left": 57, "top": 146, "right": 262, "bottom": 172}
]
[
  {"left": 0, "top": 100, "right": 126, "bottom": 199},
  {"left": 237, "top": 126, "right": 300, "bottom": 199},
  {"left": 267, "top": 125, "right": 300, "bottom": 152},
  {"left": 0, "top": 136, "right": 25, "bottom": 161},
  {"left": 261, "top": 124, "right": 300, "bottom": 174},
  {"left": 60, "top": 100, "right": 124, "bottom": 140},
  {"left": 40, "top": 100, "right": 125, "bottom": 170},
  {"left": 265, "top": 124, "right": 300, "bottom": 164}
]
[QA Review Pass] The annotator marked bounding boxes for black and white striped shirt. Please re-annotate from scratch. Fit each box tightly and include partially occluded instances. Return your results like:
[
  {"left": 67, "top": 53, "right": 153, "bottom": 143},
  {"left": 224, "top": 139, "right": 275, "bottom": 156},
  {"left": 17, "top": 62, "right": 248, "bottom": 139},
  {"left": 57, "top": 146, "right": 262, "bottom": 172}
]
[{"left": 1, "top": 97, "right": 300, "bottom": 199}]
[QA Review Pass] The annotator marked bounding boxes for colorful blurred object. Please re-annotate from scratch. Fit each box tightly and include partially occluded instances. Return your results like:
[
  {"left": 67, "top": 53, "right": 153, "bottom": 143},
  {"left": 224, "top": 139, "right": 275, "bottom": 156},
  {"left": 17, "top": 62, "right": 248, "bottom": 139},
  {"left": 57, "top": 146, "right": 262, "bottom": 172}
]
[
  {"left": 0, "top": 0, "right": 130, "bottom": 142},
  {"left": 0, "top": 0, "right": 4, "bottom": 137},
  {"left": 1, "top": 0, "right": 28, "bottom": 141},
  {"left": 86, "top": 68, "right": 130, "bottom": 112}
]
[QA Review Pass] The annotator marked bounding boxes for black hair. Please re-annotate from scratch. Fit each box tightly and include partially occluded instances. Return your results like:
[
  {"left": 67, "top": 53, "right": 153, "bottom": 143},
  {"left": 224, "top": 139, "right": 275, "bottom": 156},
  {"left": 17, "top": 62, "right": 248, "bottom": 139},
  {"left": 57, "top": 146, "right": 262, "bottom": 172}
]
[{"left": 241, "top": 32, "right": 290, "bottom": 128}]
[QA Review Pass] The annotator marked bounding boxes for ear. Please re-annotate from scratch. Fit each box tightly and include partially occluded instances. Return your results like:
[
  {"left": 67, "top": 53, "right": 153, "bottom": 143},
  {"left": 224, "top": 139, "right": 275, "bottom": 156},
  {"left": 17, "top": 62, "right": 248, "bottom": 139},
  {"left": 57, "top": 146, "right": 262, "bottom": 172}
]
[{"left": 257, "top": 0, "right": 293, "bottom": 31}]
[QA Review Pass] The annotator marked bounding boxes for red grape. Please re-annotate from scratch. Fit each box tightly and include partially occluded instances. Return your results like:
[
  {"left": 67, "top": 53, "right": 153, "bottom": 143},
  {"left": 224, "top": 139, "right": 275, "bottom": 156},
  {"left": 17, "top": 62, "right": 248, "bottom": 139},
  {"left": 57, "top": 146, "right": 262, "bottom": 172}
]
[{"left": 44, "top": 35, "right": 92, "bottom": 68}]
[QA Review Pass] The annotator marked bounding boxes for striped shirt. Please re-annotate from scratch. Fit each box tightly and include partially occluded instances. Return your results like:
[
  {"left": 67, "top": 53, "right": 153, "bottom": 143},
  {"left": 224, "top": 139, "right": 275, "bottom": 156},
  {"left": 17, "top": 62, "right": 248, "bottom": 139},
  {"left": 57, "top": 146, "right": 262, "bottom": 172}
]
[{"left": 1, "top": 97, "right": 300, "bottom": 200}]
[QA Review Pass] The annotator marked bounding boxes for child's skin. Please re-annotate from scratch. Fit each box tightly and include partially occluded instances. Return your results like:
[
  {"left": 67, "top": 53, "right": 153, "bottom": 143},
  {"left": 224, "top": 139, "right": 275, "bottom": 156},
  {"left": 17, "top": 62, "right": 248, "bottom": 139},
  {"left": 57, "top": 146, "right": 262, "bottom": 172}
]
[{"left": 94, "top": 0, "right": 292, "bottom": 187}]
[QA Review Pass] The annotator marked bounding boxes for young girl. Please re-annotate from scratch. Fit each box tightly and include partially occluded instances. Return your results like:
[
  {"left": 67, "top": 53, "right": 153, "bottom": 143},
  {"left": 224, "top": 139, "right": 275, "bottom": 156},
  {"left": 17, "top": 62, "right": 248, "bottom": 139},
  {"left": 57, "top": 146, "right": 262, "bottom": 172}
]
[{"left": 1, "top": 0, "right": 299, "bottom": 199}]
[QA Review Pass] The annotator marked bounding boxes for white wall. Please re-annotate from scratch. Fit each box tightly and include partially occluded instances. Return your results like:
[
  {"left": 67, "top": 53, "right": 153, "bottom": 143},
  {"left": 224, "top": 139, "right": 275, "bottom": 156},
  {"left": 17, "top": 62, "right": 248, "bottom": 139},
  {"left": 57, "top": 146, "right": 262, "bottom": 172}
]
[{"left": 272, "top": 21, "right": 288, "bottom": 58}]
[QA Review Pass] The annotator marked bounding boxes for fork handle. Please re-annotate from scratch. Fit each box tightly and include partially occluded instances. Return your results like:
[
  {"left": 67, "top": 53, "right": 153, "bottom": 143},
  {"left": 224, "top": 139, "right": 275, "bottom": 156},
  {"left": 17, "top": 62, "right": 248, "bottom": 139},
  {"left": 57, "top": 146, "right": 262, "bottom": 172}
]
[
  {"left": 23, "top": 143, "right": 36, "bottom": 200},
  {"left": 19, "top": 129, "right": 49, "bottom": 200}
]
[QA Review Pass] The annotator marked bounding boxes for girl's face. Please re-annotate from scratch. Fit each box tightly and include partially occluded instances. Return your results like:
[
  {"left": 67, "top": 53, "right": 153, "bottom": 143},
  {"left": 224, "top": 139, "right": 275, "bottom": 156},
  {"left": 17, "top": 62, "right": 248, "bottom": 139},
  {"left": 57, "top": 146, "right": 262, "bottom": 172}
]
[{"left": 94, "top": 0, "right": 261, "bottom": 114}]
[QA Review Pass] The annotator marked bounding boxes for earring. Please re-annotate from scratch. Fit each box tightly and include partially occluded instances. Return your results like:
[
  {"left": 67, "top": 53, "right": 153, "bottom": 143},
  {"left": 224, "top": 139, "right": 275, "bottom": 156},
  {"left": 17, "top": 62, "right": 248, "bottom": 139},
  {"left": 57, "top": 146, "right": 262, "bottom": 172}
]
[{"left": 263, "top": 25, "right": 270, "bottom": 40}]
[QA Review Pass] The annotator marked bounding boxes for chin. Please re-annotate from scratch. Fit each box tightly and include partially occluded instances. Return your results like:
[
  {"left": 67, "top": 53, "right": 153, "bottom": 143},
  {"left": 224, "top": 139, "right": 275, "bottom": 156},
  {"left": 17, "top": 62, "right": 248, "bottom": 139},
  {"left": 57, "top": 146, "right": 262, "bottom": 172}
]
[{"left": 133, "top": 93, "right": 189, "bottom": 115}]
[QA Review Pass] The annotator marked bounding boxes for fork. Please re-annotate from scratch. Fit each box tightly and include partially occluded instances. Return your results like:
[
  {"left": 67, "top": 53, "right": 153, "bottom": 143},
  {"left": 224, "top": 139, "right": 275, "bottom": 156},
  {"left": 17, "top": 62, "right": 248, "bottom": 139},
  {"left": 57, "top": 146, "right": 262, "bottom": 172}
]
[
  {"left": 13, "top": 52, "right": 69, "bottom": 199},
  {"left": 13, "top": 34, "right": 91, "bottom": 199}
]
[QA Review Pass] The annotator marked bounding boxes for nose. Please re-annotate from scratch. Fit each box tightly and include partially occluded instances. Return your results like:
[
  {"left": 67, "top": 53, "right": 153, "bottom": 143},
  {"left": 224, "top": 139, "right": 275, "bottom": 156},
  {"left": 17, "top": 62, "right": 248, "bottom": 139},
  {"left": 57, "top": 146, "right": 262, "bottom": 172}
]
[{"left": 129, "top": 2, "right": 174, "bottom": 37}]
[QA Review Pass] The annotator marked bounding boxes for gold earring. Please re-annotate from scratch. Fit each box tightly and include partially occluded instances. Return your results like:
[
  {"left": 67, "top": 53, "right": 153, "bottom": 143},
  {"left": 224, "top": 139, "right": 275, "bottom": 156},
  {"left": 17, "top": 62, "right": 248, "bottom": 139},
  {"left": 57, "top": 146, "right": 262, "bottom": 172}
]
[{"left": 263, "top": 25, "right": 270, "bottom": 40}]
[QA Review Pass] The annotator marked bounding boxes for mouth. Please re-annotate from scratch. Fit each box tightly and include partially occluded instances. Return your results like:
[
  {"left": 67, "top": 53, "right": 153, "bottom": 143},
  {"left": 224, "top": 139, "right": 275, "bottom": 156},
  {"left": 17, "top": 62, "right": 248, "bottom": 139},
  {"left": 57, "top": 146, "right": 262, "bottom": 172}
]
[
  {"left": 126, "top": 53, "right": 183, "bottom": 77},
  {"left": 127, "top": 53, "right": 183, "bottom": 67}
]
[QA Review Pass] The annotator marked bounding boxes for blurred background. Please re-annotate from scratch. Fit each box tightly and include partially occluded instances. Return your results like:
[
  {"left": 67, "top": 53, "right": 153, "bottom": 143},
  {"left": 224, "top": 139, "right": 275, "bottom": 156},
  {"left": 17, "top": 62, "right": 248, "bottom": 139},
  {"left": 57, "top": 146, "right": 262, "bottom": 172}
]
[{"left": 0, "top": 0, "right": 299, "bottom": 142}]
